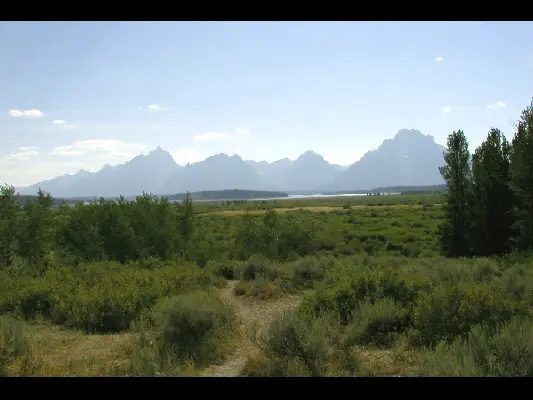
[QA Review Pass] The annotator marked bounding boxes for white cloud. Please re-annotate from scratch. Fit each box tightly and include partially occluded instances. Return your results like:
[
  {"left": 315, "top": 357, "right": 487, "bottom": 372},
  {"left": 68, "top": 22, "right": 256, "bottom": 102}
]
[
  {"left": 435, "top": 57, "right": 444, "bottom": 62},
  {"left": 3, "top": 150, "right": 40, "bottom": 161},
  {"left": 50, "top": 139, "right": 149, "bottom": 160},
  {"left": 170, "top": 148, "right": 203, "bottom": 165},
  {"left": 8, "top": 109, "right": 46, "bottom": 118},
  {"left": 234, "top": 128, "right": 250, "bottom": 135},
  {"left": 192, "top": 132, "right": 229, "bottom": 142},
  {"left": 486, "top": 101, "right": 506, "bottom": 109},
  {"left": 52, "top": 119, "right": 76, "bottom": 130},
  {"left": 19, "top": 146, "right": 37, "bottom": 152},
  {"left": 2, "top": 135, "right": 14, "bottom": 139},
  {"left": 441, "top": 106, "right": 452, "bottom": 114},
  {"left": 139, "top": 104, "right": 170, "bottom": 111}
]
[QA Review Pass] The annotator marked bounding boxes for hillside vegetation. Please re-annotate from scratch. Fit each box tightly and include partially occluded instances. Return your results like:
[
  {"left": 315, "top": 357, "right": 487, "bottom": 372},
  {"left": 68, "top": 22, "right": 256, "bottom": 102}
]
[{"left": 0, "top": 99, "right": 533, "bottom": 377}]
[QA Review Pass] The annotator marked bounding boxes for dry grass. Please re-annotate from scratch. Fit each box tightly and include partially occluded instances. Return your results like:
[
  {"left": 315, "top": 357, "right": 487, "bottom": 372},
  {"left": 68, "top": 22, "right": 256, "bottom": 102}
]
[
  {"left": 211, "top": 204, "right": 431, "bottom": 216},
  {"left": 354, "top": 345, "right": 418, "bottom": 376},
  {"left": 240, "top": 341, "right": 419, "bottom": 377},
  {"left": 5, "top": 323, "right": 134, "bottom": 376}
]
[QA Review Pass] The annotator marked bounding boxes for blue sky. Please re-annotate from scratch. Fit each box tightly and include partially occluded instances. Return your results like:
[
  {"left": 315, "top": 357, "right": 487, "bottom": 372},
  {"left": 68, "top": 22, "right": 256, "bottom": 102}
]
[{"left": 1, "top": 21, "right": 532, "bottom": 186}]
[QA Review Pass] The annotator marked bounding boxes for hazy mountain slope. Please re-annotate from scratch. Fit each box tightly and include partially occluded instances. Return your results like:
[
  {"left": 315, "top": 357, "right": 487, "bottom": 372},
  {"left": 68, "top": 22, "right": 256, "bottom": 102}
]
[
  {"left": 19, "top": 147, "right": 180, "bottom": 198},
  {"left": 282, "top": 151, "right": 340, "bottom": 191},
  {"left": 17, "top": 129, "right": 447, "bottom": 197},
  {"left": 247, "top": 153, "right": 341, "bottom": 191},
  {"left": 328, "top": 129, "right": 445, "bottom": 190},
  {"left": 159, "top": 154, "right": 261, "bottom": 194}
]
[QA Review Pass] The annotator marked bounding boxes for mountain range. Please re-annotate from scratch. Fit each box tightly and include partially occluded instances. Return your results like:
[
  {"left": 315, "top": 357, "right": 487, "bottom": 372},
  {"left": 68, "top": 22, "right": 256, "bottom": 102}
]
[{"left": 17, "top": 129, "right": 446, "bottom": 198}]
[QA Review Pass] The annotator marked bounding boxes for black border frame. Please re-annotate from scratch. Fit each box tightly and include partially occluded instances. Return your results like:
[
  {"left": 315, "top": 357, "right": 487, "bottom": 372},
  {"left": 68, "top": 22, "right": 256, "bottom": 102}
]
[
  {"left": 1, "top": 15, "right": 531, "bottom": 393},
  {"left": 0, "top": 376, "right": 522, "bottom": 395},
  {"left": 1, "top": 6, "right": 531, "bottom": 20}
]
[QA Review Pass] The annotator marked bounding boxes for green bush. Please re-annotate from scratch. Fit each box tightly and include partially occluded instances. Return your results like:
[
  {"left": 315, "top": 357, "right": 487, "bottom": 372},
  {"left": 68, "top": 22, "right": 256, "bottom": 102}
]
[
  {"left": 417, "top": 317, "right": 533, "bottom": 376},
  {"left": 233, "top": 274, "right": 284, "bottom": 299},
  {"left": 131, "top": 290, "right": 237, "bottom": 374},
  {"left": 240, "top": 255, "right": 282, "bottom": 282},
  {"left": 0, "top": 262, "right": 217, "bottom": 333},
  {"left": 299, "top": 271, "right": 430, "bottom": 325},
  {"left": 248, "top": 310, "right": 358, "bottom": 377},
  {"left": 343, "top": 298, "right": 410, "bottom": 348},
  {"left": 412, "top": 283, "right": 518, "bottom": 347},
  {"left": 0, "top": 316, "right": 31, "bottom": 376},
  {"left": 288, "top": 257, "right": 331, "bottom": 290},
  {"left": 204, "top": 260, "right": 240, "bottom": 280}
]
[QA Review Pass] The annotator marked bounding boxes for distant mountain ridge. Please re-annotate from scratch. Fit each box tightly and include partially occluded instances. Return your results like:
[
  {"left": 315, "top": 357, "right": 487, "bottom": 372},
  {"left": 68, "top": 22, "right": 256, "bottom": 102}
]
[{"left": 17, "top": 129, "right": 446, "bottom": 197}]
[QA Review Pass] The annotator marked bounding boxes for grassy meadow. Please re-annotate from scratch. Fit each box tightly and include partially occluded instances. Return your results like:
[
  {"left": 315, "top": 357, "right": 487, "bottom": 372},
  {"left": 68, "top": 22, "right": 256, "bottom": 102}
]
[{"left": 1, "top": 186, "right": 532, "bottom": 377}]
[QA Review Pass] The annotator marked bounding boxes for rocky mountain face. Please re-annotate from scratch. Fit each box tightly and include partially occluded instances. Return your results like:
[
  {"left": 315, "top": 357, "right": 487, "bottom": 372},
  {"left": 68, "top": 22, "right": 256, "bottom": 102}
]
[{"left": 18, "top": 129, "right": 446, "bottom": 197}]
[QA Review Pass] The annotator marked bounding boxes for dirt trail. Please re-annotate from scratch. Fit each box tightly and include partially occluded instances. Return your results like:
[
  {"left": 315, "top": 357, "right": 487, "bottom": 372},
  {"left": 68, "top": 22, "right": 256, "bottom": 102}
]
[{"left": 200, "top": 280, "right": 301, "bottom": 377}]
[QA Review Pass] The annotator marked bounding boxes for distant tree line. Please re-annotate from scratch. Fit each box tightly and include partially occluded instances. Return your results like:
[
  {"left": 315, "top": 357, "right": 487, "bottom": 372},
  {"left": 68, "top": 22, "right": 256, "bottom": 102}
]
[
  {"left": 439, "top": 98, "right": 533, "bottom": 257},
  {"left": 0, "top": 188, "right": 317, "bottom": 275}
]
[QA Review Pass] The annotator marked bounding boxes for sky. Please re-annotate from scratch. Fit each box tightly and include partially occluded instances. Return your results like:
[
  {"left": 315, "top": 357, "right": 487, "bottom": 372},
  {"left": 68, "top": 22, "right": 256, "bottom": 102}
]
[{"left": 1, "top": 21, "right": 532, "bottom": 187}]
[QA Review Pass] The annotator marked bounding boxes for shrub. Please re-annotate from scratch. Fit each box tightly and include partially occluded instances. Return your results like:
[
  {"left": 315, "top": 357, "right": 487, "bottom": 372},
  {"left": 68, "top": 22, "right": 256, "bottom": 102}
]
[
  {"left": 205, "top": 260, "right": 240, "bottom": 280},
  {"left": 288, "top": 257, "right": 331, "bottom": 290},
  {"left": 240, "top": 255, "right": 279, "bottom": 282},
  {"left": 411, "top": 283, "right": 518, "bottom": 347},
  {"left": 468, "top": 317, "right": 533, "bottom": 376},
  {"left": 416, "top": 317, "right": 533, "bottom": 376},
  {"left": 0, "top": 316, "right": 32, "bottom": 376},
  {"left": 233, "top": 275, "right": 283, "bottom": 299},
  {"left": 247, "top": 310, "right": 359, "bottom": 377},
  {"left": 0, "top": 262, "right": 218, "bottom": 333},
  {"left": 299, "top": 272, "right": 430, "bottom": 325},
  {"left": 152, "top": 290, "right": 237, "bottom": 366},
  {"left": 343, "top": 298, "right": 410, "bottom": 348}
]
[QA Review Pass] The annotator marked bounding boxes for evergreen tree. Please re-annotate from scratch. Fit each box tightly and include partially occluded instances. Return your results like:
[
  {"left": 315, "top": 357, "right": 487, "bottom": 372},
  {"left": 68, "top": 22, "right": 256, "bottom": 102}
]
[
  {"left": 469, "top": 128, "right": 514, "bottom": 256},
  {"left": 0, "top": 185, "right": 19, "bottom": 268},
  {"left": 438, "top": 130, "right": 471, "bottom": 257},
  {"left": 18, "top": 189, "right": 53, "bottom": 274},
  {"left": 509, "top": 100, "right": 533, "bottom": 250}
]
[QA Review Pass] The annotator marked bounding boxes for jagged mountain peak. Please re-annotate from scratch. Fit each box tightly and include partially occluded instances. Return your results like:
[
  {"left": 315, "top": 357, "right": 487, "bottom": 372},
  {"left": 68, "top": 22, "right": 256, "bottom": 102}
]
[{"left": 17, "top": 130, "right": 446, "bottom": 197}]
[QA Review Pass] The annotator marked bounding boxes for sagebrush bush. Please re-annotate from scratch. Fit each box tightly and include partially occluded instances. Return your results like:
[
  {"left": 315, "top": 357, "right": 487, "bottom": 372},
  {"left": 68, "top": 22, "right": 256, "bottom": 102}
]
[
  {"left": 0, "top": 262, "right": 218, "bottom": 333},
  {"left": 343, "top": 298, "right": 409, "bottom": 348},
  {"left": 204, "top": 260, "right": 240, "bottom": 280},
  {"left": 0, "top": 316, "right": 32, "bottom": 376},
  {"left": 411, "top": 283, "right": 518, "bottom": 347},
  {"left": 417, "top": 317, "right": 533, "bottom": 376},
  {"left": 152, "top": 290, "right": 237, "bottom": 366},
  {"left": 233, "top": 273, "right": 284, "bottom": 299},
  {"left": 288, "top": 256, "right": 331, "bottom": 290},
  {"left": 246, "top": 310, "right": 359, "bottom": 377},
  {"left": 299, "top": 271, "right": 430, "bottom": 325},
  {"left": 468, "top": 317, "right": 533, "bottom": 376},
  {"left": 240, "top": 255, "right": 281, "bottom": 282}
]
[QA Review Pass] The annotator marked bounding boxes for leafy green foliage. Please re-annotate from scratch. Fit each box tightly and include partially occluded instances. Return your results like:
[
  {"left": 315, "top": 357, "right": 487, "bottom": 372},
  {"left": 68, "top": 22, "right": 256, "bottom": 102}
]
[
  {"left": 0, "top": 262, "right": 216, "bottom": 333},
  {"left": 439, "top": 130, "right": 471, "bottom": 257},
  {"left": 130, "top": 290, "right": 237, "bottom": 375}
]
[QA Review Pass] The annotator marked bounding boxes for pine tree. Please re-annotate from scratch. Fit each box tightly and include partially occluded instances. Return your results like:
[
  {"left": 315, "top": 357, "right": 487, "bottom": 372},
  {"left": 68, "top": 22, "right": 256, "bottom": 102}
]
[
  {"left": 438, "top": 130, "right": 471, "bottom": 257},
  {"left": 509, "top": 99, "right": 533, "bottom": 250},
  {"left": 469, "top": 128, "right": 514, "bottom": 256},
  {"left": 0, "top": 185, "right": 19, "bottom": 268},
  {"left": 18, "top": 189, "right": 54, "bottom": 274}
]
